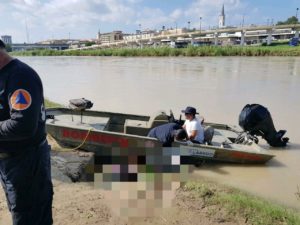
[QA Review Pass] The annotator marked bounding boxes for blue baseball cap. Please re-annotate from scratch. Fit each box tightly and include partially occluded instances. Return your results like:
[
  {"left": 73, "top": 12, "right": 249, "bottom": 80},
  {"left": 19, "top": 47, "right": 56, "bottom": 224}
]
[{"left": 181, "top": 106, "right": 199, "bottom": 115}]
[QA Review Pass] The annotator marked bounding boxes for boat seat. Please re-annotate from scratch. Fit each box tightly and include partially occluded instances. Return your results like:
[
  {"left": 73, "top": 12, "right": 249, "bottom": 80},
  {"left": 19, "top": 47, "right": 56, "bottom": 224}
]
[
  {"left": 210, "top": 131, "right": 232, "bottom": 147},
  {"left": 203, "top": 126, "right": 214, "bottom": 145},
  {"left": 124, "top": 111, "right": 169, "bottom": 136}
]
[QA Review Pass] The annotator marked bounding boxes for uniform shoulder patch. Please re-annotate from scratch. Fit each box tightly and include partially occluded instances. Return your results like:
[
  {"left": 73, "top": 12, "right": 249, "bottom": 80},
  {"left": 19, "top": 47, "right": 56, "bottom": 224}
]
[{"left": 10, "top": 89, "right": 32, "bottom": 111}]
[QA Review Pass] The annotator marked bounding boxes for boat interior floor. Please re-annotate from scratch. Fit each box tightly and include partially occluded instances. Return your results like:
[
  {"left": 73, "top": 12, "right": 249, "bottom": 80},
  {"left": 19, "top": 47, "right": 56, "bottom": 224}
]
[{"left": 48, "top": 114, "right": 109, "bottom": 131}]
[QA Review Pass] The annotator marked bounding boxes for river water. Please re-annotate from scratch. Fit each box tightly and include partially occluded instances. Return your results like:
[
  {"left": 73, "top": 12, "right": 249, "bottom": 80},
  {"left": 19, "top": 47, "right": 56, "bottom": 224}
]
[{"left": 18, "top": 56, "right": 300, "bottom": 210}]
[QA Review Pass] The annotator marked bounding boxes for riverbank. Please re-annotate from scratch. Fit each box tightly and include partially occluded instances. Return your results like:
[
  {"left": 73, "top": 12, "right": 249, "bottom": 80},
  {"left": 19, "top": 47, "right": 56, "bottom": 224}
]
[
  {"left": 1, "top": 172, "right": 299, "bottom": 225},
  {"left": 12, "top": 45, "right": 300, "bottom": 57},
  {"left": 41, "top": 100, "right": 300, "bottom": 223},
  {"left": 45, "top": 98, "right": 63, "bottom": 108}
]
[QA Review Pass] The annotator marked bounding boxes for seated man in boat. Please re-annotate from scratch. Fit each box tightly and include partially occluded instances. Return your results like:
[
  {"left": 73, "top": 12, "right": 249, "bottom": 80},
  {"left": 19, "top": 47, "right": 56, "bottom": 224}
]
[
  {"left": 147, "top": 123, "right": 187, "bottom": 147},
  {"left": 182, "top": 106, "right": 205, "bottom": 144}
]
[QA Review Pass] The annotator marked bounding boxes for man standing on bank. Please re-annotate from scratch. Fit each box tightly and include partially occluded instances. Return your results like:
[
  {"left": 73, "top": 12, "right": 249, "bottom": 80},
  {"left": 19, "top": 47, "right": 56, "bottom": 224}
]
[{"left": 0, "top": 40, "right": 53, "bottom": 225}]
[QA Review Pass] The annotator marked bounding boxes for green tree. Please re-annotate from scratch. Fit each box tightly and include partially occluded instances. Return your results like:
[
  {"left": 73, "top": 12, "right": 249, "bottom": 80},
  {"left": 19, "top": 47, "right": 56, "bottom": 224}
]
[
  {"left": 85, "top": 42, "right": 96, "bottom": 47},
  {"left": 277, "top": 16, "right": 299, "bottom": 25}
]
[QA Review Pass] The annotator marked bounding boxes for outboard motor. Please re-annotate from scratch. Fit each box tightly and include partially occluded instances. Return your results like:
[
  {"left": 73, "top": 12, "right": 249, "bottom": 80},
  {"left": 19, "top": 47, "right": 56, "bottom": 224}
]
[
  {"left": 238, "top": 104, "right": 289, "bottom": 147},
  {"left": 69, "top": 98, "right": 93, "bottom": 123},
  {"left": 69, "top": 98, "right": 93, "bottom": 110}
]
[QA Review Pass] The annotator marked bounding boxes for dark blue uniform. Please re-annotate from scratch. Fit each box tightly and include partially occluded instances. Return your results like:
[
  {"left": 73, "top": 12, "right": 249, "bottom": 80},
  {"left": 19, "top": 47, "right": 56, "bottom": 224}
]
[
  {"left": 147, "top": 123, "right": 181, "bottom": 147},
  {"left": 0, "top": 59, "right": 53, "bottom": 225}
]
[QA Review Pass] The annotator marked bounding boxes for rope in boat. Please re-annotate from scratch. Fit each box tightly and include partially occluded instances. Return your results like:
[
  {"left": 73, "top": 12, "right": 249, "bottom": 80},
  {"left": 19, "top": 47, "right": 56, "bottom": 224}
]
[
  {"left": 70, "top": 128, "right": 94, "bottom": 151},
  {"left": 51, "top": 128, "right": 93, "bottom": 152}
]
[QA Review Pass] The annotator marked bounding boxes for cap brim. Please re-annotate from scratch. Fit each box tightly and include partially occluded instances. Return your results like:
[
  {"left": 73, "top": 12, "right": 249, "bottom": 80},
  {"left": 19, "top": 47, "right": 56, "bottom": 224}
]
[{"left": 181, "top": 110, "right": 199, "bottom": 114}]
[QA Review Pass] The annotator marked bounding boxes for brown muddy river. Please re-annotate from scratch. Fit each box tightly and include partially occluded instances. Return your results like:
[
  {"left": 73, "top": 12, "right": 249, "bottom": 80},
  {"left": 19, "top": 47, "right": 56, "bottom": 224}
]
[{"left": 19, "top": 56, "right": 300, "bottom": 210}]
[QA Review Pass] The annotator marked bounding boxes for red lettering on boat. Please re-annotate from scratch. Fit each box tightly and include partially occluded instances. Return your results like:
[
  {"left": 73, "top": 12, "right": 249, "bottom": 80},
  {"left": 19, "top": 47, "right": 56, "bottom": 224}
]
[
  {"left": 61, "top": 129, "right": 129, "bottom": 147},
  {"left": 62, "top": 129, "right": 71, "bottom": 138},
  {"left": 231, "top": 152, "right": 263, "bottom": 161}
]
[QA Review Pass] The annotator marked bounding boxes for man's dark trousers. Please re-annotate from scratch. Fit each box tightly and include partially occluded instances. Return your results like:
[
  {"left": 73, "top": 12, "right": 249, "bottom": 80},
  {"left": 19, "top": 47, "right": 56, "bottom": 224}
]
[{"left": 0, "top": 141, "right": 53, "bottom": 225}]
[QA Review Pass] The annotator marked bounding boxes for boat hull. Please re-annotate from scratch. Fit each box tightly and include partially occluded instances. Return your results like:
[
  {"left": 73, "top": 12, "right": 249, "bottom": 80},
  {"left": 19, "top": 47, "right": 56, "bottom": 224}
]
[{"left": 46, "top": 108, "right": 274, "bottom": 164}]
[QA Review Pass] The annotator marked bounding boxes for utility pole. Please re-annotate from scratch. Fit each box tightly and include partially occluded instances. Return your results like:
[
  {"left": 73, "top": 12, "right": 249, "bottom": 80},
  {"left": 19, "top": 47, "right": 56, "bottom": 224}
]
[
  {"left": 242, "top": 14, "right": 245, "bottom": 27},
  {"left": 175, "top": 21, "right": 178, "bottom": 34},
  {"left": 25, "top": 18, "right": 29, "bottom": 43},
  {"left": 138, "top": 24, "right": 142, "bottom": 48},
  {"left": 200, "top": 17, "right": 202, "bottom": 33}
]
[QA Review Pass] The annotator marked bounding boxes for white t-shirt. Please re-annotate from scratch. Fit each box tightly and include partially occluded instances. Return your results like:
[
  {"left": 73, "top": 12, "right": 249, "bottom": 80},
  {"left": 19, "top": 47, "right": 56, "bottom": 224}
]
[{"left": 184, "top": 118, "right": 204, "bottom": 143}]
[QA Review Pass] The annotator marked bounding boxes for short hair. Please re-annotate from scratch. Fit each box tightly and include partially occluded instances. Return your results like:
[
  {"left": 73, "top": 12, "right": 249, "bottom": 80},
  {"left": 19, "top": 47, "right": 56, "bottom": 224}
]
[
  {"left": 174, "top": 129, "right": 187, "bottom": 140},
  {"left": 0, "top": 40, "right": 6, "bottom": 49}
]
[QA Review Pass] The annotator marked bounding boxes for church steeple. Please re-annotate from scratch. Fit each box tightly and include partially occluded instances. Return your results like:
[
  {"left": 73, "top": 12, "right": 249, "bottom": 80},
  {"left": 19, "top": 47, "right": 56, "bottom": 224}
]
[
  {"left": 219, "top": 4, "right": 225, "bottom": 28},
  {"left": 97, "top": 29, "right": 101, "bottom": 40},
  {"left": 221, "top": 4, "right": 225, "bottom": 17}
]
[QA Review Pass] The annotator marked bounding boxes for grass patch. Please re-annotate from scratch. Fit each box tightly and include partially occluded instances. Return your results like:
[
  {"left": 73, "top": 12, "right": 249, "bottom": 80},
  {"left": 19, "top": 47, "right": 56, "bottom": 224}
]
[
  {"left": 183, "top": 181, "right": 300, "bottom": 225},
  {"left": 11, "top": 45, "right": 300, "bottom": 57},
  {"left": 45, "top": 98, "right": 63, "bottom": 108}
]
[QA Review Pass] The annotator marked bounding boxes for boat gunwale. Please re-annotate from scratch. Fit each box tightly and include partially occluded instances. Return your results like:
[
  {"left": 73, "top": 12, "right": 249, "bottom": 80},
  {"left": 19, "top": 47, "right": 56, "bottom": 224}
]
[
  {"left": 46, "top": 107, "right": 150, "bottom": 121},
  {"left": 47, "top": 121, "right": 160, "bottom": 142},
  {"left": 174, "top": 140, "right": 274, "bottom": 157}
]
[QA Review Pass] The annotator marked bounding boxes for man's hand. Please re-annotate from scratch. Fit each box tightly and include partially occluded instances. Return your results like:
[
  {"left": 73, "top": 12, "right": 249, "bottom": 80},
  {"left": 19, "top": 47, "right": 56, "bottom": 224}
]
[
  {"left": 200, "top": 116, "right": 204, "bottom": 125},
  {"left": 186, "top": 140, "right": 193, "bottom": 146}
]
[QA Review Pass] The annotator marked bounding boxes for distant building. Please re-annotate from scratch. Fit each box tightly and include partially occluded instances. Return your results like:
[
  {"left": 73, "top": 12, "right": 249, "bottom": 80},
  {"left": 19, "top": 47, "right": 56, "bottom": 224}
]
[
  {"left": 98, "top": 31, "right": 123, "bottom": 43},
  {"left": 161, "top": 28, "right": 188, "bottom": 36},
  {"left": 1, "top": 35, "right": 12, "bottom": 45},
  {"left": 124, "top": 30, "right": 158, "bottom": 42},
  {"left": 37, "top": 39, "right": 72, "bottom": 45},
  {"left": 219, "top": 4, "right": 225, "bottom": 28},
  {"left": 97, "top": 30, "right": 101, "bottom": 40}
]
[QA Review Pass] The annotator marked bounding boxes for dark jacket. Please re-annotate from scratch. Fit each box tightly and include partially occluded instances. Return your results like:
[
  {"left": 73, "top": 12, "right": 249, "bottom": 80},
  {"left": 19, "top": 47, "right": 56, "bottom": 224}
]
[
  {"left": 147, "top": 123, "right": 181, "bottom": 147},
  {"left": 0, "top": 59, "right": 46, "bottom": 152}
]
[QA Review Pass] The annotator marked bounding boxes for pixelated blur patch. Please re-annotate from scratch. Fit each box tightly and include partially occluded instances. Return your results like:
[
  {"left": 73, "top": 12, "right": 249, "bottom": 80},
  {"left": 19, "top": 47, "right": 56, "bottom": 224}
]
[
  {"left": 10, "top": 89, "right": 32, "bottom": 110},
  {"left": 85, "top": 146, "right": 194, "bottom": 218},
  {"left": 90, "top": 147, "right": 192, "bottom": 184}
]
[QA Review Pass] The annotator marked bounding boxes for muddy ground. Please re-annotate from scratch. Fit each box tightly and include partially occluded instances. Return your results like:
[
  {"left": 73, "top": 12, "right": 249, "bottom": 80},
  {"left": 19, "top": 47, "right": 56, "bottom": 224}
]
[{"left": 0, "top": 142, "right": 249, "bottom": 225}]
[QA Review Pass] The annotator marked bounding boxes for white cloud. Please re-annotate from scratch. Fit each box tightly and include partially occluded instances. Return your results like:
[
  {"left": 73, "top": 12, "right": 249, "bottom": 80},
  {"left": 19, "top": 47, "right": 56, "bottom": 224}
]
[
  {"left": 3, "top": 0, "right": 254, "bottom": 42},
  {"left": 170, "top": 9, "right": 183, "bottom": 21},
  {"left": 135, "top": 8, "right": 170, "bottom": 30},
  {"left": 183, "top": 0, "right": 246, "bottom": 28},
  {"left": 9, "top": 0, "right": 137, "bottom": 37}
]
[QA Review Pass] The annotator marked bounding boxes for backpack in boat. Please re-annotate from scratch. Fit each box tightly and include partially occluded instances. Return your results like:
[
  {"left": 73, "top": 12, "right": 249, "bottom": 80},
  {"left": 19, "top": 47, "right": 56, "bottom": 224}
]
[
  {"left": 69, "top": 98, "right": 93, "bottom": 110},
  {"left": 238, "top": 104, "right": 289, "bottom": 147}
]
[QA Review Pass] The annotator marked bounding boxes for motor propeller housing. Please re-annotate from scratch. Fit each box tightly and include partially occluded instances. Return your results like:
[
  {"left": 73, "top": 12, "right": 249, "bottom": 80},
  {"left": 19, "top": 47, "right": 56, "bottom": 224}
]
[
  {"left": 239, "top": 104, "right": 289, "bottom": 147},
  {"left": 69, "top": 98, "right": 93, "bottom": 111}
]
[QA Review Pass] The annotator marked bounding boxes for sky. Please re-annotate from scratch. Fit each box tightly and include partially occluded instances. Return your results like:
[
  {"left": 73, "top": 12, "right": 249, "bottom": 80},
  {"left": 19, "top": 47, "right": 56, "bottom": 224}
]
[{"left": 0, "top": 0, "right": 299, "bottom": 43}]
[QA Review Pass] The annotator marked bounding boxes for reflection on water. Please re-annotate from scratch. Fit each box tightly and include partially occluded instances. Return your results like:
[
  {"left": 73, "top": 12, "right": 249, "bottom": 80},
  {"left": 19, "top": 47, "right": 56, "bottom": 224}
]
[{"left": 19, "top": 56, "right": 300, "bottom": 210}]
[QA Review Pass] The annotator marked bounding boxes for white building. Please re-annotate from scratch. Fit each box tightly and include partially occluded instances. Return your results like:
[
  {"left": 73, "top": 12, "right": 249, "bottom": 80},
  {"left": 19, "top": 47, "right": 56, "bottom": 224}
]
[
  {"left": 219, "top": 5, "right": 225, "bottom": 28},
  {"left": 1, "top": 35, "right": 12, "bottom": 45},
  {"left": 123, "top": 30, "right": 157, "bottom": 42}
]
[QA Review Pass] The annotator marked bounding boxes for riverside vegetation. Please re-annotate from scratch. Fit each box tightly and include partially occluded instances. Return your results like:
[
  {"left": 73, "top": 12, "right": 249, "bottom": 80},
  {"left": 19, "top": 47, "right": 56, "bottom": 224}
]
[
  {"left": 182, "top": 180, "right": 300, "bottom": 225},
  {"left": 12, "top": 45, "right": 300, "bottom": 57}
]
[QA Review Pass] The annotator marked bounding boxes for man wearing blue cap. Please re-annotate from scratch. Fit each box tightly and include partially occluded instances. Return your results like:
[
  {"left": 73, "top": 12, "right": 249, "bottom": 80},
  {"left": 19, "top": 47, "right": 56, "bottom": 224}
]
[{"left": 182, "top": 106, "right": 204, "bottom": 144}]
